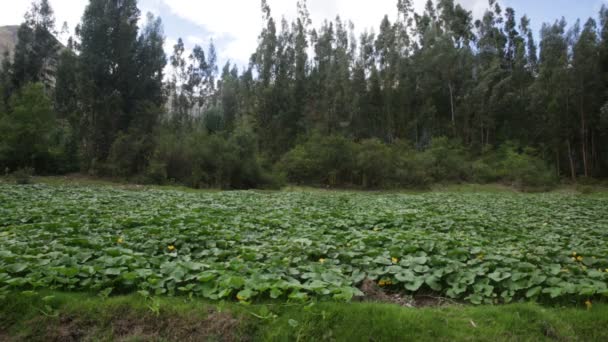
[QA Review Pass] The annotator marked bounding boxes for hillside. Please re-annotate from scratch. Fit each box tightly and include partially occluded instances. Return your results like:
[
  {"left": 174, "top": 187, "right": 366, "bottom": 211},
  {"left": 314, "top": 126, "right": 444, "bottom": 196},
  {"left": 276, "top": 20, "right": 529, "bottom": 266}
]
[{"left": 0, "top": 25, "right": 19, "bottom": 61}]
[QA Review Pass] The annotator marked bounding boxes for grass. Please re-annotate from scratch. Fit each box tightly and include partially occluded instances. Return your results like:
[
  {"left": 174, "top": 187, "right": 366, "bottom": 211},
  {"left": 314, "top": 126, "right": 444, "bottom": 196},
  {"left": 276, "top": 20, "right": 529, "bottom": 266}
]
[
  {"left": 0, "top": 291, "right": 607, "bottom": 341},
  {"left": 2, "top": 174, "right": 607, "bottom": 195}
]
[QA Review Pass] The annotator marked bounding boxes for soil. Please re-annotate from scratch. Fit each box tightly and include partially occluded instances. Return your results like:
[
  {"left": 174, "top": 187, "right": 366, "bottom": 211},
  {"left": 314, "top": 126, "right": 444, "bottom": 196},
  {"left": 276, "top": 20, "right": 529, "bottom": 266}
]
[
  {"left": 357, "top": 279, "right": 459, "bottom": 308},
  {"left": 9, "top": 306, "right": 242, "bottom": 342}
]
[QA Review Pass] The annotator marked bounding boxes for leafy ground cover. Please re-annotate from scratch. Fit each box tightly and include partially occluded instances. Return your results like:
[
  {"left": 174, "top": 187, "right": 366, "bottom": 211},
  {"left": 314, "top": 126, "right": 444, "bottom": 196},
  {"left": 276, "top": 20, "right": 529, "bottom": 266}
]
[{"left": 0, "top": 184, "right": 607, "bottom": 306}]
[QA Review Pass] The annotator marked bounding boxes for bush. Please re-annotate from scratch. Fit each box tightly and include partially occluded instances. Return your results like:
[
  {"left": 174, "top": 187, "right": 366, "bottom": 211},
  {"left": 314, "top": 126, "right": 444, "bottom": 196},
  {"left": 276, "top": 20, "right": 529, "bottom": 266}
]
[
  {"left": 280, "top": 135, "right": 557, "bottom": 190},
  {"left": 0, "top": 83, "right": 69, "bottom": 174},
  {"left": 473, "top": 143, "right": 556, "bottom": 188},
  {"left": 354, "top": 139, "right": 393, "bottom": 188},
  {"left": 143, "top": 160, "right": 168, "bottom": 185},
  {"left": 12, "top": 167, "right": 34, "bottom": 185},
  {"left": 146, "top": 119, "right": 281, "bottom": 189},
  {"left": 281, "top": 136, "right": 470, "bottom": 188},
  {"left": 422, "top": 137, "right": 471, "bottom": 183},
  {"left": 390, "top": 141, "right": 433, "bottom": 188},
  {"left": 279, "top": 133, "right": 356, "bottom": 186}
]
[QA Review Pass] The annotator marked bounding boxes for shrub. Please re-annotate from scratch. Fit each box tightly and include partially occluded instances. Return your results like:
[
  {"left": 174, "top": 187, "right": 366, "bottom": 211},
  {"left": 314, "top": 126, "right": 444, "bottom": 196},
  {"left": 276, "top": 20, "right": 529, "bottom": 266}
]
[
  {"left": 147, "top": 120, "right": 280, "bottom": 190},
  {"left": 12, "top": 167, "right": 34, "bottom": 185},
  {"left": 354, "top": 139, "right": 393, "bottom": 188},
  {"left": 390, "top": 141, "right": 433, "bottom": 187},
  {"left": 0, "top": 83, "right": 67, "bottom": 173},
  {"left": 279, "top": 133, "right": 356, "bottom": 186},
  {"left": 501, "top": 147, "right": 555, "bottom": 188},
  {"left": 473, "top": 143, "right": 556, "bottom": 188},
  {"left": 422, "top": 137, "right": 471, "bottom": 183}
]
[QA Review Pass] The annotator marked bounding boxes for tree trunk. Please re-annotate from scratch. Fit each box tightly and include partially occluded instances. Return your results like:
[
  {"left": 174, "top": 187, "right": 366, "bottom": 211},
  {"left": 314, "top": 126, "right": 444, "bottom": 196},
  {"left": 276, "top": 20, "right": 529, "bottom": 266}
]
[
  {"left": 448, "top": 82, "right": 456, "bottom": 135},
  {"left": 580, "top": 103, "right": 588, "bottom": 177},
  {"left": 591, "top": 130, "right": 596, "bottom": 173},
  {"left": 556, "top": 150, "right": 560, "bottom": 178},
  {"left": 486, "top": 128, "right": 490, "bottom": 147},
  {"left": 567, "top": 140, "right": 576, "bottom": 182}
]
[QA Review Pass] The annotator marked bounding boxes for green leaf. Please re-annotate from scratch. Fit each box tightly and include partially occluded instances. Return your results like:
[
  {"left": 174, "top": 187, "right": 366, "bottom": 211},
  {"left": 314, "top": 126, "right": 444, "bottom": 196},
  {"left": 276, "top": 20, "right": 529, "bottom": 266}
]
[
  {"left": 269, "top": 288, "right": 282, "bottom": 299},
  {"left": 542, "top": 287, "right": 562, "bottom": 298},
  {"left": 395, "top": 270, "right": 415, "bottom": 282},
  {"left": 237, "top": 288, "right": 254, "bottom": 301},
  {"left": 8, "top": 263, "right": 27, "bottom": 273},
  {"left": 488, "top": 271, "right": 511, "bottom": 282},
  {"left": 526, "top": 286, "right": 542, "bottom": 298},
  {"left": 198, "top": 272, "right": 216, "bottom": 282},
  {"left": 288, "top": 291, "right": 309, "bottom": 302},
  {"left": 104, "top": 268, "right": 122, "bottom": 276},
  {"left": 425, "top": 275, "right": 442, "bottom": 291},
  {"left": 404, "top": 278, "right": 424, "bottom": 292}
]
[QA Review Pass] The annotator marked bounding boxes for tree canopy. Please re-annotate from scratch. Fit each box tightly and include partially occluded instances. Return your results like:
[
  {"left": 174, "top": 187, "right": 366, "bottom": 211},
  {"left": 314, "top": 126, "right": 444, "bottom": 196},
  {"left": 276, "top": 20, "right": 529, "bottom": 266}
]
[{"left": 1, "top": 0, "right": 607, "bottom": 189}]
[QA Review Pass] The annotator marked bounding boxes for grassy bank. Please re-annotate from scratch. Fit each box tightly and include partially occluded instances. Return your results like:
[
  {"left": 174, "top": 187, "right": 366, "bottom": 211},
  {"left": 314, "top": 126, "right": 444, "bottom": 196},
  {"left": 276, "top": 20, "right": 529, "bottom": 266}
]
[
  {"left": 1, "top": 292, "right": 607, "bottom": 341},
  {"left": 2, "top": 174, "right": 608, "bottom": 195}
]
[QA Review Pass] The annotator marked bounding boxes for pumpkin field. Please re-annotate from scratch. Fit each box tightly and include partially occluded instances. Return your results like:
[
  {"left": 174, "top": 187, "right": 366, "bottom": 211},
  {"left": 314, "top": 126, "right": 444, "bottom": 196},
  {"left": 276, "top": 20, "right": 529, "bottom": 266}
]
[{"left": 1, "top": 184, "right": 607, "bottom": 306}]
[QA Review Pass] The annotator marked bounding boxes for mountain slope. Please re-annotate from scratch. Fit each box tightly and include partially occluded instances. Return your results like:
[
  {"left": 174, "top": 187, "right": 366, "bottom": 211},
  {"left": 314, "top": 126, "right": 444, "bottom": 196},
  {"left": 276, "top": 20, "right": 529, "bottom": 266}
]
[{"left": 0, "top": 25, "right": 19, "bottom": 61}]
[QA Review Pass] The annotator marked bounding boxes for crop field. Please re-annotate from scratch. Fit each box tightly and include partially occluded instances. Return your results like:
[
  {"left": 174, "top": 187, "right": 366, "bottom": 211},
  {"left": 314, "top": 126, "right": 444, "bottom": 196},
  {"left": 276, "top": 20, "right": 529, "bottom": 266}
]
[{"left": 0, "top": 184, "right": 607, "bottom": 305}]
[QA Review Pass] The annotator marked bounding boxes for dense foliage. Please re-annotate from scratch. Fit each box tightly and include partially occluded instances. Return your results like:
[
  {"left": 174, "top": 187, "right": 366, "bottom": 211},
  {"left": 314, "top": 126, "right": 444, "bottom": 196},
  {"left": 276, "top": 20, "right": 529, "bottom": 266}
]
[
  {"left": 0, "top": 0, "right": 607, "bottom": 188},
  {"left": 0, "top": 184, "right": 607, "bottom": 304}
]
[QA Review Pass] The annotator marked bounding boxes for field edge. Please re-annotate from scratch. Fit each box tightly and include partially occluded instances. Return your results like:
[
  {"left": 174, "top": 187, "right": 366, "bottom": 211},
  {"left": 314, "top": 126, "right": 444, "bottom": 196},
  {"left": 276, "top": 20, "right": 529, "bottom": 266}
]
[{"left": 1, "top": 291, "right": 607, "bottom": 341}]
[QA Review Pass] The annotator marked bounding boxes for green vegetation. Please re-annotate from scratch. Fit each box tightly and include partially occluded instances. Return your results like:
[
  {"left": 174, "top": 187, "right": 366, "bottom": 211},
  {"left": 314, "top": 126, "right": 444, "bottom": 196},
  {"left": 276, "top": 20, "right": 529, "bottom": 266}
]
[
  {"left": 1, "top": 0, "right": 608, "bottom": 189},
  {"left": 1, "top": 1, "right": 607, "bottom": 339},
  {"left": 280, "top": 135, "right": 555, "bottom": 188},
  {"left": 1, "top": 291, "right": 607, "bottom": 341},
  {"left": 1, "top": 184, "right": 607, "bottom": 305}
]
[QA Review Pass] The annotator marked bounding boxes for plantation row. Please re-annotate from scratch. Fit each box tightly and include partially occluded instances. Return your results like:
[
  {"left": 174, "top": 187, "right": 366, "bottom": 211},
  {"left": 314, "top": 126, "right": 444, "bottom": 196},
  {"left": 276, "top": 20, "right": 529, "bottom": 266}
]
[{"left": 0, "top": 184, "right": 607, "bottom": 304}]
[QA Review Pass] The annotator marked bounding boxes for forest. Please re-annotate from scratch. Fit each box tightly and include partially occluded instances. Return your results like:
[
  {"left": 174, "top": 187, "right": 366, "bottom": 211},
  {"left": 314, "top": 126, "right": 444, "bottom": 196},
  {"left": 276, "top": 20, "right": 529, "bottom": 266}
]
[{"left": 1, "top": 0, "right": 608, "bottom": 189}]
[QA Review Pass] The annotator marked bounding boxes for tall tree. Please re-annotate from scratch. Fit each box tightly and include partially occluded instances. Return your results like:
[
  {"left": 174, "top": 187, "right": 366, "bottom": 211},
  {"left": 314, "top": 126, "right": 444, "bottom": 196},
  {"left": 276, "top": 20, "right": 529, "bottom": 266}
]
[
  {"left": 77, "top": 0, "right": 141, "bottom": 166},
  {"left": 11, "top": 0, "right": 60, "bottom": 91},
  {"left": 531, "top": 19, "right": 571, "bottom": 179},
  {"left": 571, "top": 18, "right": 601, "bottom": 176}
]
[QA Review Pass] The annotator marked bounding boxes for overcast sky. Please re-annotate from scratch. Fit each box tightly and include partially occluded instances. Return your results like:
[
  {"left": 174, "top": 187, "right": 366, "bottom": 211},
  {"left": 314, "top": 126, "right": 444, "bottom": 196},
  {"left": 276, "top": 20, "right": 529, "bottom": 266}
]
[{"left": 1, "top": 0, "right": 605, "bottom": 69}]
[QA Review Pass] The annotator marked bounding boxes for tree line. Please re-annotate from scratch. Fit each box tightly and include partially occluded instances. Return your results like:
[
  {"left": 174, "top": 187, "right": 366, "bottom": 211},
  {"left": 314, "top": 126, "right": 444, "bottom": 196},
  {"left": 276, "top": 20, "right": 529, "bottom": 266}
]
[{"left": 1, "top": 0, "right": 607, "bottom": 189}]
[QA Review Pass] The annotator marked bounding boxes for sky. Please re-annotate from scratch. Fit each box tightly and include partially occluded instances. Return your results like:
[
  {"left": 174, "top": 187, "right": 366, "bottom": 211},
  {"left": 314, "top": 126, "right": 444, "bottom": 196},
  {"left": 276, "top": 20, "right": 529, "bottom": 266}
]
[{"left": 0, "top": 0, "right": 605, "bottom": 69}]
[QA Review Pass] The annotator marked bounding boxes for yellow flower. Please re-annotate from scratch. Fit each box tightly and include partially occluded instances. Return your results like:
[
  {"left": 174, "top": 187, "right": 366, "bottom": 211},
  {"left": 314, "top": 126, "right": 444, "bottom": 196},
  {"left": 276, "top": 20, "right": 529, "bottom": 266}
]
[
  {"left": 477, "top": 254, "right": 485, "bottom": 260},
  {"left": 378, "top": 279, "right": 392, "bottom": 287},
  {"left": 117, "top": 237, "right": 124, "bottom": 244},
  {"left": 168, "top": 245, "right": 176, "bottom": 252},
  {"left": 585, "top": 300, "right": 592, "bottom": 310},
  {"left": 572, "top": 252, "right": 577, "bottom": 256},
  {"left": 392, "top": 257, "right": 399, "bottom": 264},
  {"left": 237, "top": 294, "right": 245, "bottom": 301},
  {"left": 577, "top": 256, "right": 583, "bottom": 262},
  {"left": 319, "top": 258, "right": 326, "bottom": 264},
  {"left": 373, "top": 227, "right": 380, "bottom": 232},
  {"left": 605, "top": 269, "right": 608, "bottom": 273}
]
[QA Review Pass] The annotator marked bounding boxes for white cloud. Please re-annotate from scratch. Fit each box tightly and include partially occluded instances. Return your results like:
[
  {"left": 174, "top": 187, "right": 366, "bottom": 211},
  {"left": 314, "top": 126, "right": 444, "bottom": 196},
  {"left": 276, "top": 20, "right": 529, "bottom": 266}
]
[
  {"left": 186, "top": 35, "right": 204, "bottom": 45},
  {"left": 0, "top": 0, "right": 488, "bottom": 64},
  {"left": 0, "top": 0, "right": 88, "bottom": 40},
  {"left": 161, "top": 0, "right": 487, "bottom": 66}
]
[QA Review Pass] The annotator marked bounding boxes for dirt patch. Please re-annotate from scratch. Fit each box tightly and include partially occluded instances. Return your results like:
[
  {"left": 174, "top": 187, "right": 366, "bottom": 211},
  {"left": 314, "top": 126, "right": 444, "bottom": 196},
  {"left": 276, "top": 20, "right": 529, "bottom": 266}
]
[
  {"left": 357, "top": 279, "right": 415, "bottom": 307},
  {"left": 110, "top": 307, "right": 241, "bottom": 342},
  {"left": 357, "top": 279, "right": 459, "bottom": 308},
  {"left": 7, "top": 307, "right": 242, "bottom": 342},
  {"left": 51, "top": 315, "right": 95, "bottom": 342}
]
